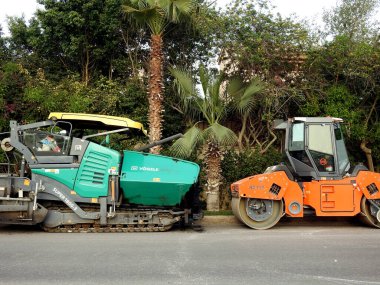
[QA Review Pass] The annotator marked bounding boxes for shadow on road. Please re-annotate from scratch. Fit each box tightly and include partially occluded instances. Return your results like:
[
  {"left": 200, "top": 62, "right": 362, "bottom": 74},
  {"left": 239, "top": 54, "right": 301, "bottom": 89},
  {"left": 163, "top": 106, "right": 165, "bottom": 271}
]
[{"left": 0, "top": 215, "right": 374, "bottom": 234}]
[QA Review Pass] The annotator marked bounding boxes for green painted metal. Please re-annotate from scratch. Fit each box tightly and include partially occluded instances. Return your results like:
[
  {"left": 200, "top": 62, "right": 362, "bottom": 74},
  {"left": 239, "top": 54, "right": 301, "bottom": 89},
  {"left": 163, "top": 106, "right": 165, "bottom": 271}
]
[
  {"left": 31, "top": 168, "right": 78, "bottom": 189},
  {"left": 120, "top": 151, "right": 200, "bottom": 206},
  {"left": 73, "top": 142, "right": 121, "bottom": 198}
]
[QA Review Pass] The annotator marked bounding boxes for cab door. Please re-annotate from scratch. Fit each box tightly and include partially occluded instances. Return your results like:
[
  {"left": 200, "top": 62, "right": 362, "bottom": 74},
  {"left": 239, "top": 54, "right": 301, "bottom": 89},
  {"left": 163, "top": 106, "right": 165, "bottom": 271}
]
[{"left": 320, "top": 184, "right": 355, "bottom": 212}]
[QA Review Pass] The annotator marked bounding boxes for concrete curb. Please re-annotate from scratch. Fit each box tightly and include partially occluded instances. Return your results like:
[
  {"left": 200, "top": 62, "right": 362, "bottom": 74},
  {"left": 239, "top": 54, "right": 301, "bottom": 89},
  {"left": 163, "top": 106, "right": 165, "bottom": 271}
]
[
  {"left": 202, "top": 215, "right": 238, "bottom": 225},
  {"left": 201, "top": 215, "right": 359, "bottom": 226}
]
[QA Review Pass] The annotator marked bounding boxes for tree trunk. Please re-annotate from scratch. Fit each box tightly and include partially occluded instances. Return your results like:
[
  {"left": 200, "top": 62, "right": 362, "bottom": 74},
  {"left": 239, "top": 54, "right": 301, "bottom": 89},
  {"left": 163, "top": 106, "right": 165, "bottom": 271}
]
[
  {"left": 82, "top": 48, "right": 90, "bottom": 86},
  {"left": 237, "top": 114, "right": 248, "bottom": 152},
  {"left": 205, "top": 141, "right": 221, "bottom": 211},
  {"left": 361, "top": 96, "right": 378, "bottom": 172},
  {"left": 108, "top": 57, "right": 113, "bottom": 81},
  {"left": 121, "top": 29, "right": 138, "bottom": 79},
  {"left": 360, "top": 141, "right": 374, "bottom": 171},
  {"left": 148, "top": 34, "right": 164, "bottom": 154}
]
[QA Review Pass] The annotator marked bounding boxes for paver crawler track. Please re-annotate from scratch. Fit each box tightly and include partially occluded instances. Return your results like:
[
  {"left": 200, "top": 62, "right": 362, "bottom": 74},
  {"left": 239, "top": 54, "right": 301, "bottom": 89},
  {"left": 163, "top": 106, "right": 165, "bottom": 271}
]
[{"left": 41, "top": 205, "right": 179, "bottom": 233}]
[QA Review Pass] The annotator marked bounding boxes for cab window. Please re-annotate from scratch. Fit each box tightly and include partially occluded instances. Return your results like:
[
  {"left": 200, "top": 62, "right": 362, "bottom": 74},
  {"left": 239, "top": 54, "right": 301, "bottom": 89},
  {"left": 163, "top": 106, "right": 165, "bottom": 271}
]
[
  {"left": 22, "top": 126, "right": 71, "bottom": 156},
  {"left": 289, "top": 122, "right": 304, "bottom": 151},
  {"left": 289, "top": 122, "right": 312, "bottom": 167},
  {"left": 334, "top": 124, "right": 350, "bottom": 174},
  {"left": 308, "top": 124, "right": 335, "bottom": 172}
]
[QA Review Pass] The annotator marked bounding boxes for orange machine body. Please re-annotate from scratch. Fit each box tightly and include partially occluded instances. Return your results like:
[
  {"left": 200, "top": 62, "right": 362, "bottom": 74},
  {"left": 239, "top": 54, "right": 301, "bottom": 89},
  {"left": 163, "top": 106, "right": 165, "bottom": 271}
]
[{"left": 231, "top": 170, "right": 380, "bottom": 218}]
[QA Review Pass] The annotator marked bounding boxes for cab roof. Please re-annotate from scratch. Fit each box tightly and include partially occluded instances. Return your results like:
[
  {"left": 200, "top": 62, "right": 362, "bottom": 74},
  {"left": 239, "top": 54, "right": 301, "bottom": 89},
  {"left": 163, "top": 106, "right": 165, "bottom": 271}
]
[
  {"left": 292, "top": 117, "right": 343, "bottom": 123},
  {"left": 48, "top": 112, "right": 147, "bottom": 135},
  {"left": 274, "top": 117, "right": 344, "bottom": 130}
]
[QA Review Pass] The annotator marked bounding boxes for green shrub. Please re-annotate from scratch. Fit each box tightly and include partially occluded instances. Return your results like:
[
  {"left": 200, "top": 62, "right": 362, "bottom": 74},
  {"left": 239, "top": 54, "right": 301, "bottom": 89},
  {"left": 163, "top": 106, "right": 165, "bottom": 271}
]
[
  {"left": 216, "top": 148, "right": 282, "bottom": 210},
  {"left": 221, "top": 148, "right": 282, "bottom": 183}
]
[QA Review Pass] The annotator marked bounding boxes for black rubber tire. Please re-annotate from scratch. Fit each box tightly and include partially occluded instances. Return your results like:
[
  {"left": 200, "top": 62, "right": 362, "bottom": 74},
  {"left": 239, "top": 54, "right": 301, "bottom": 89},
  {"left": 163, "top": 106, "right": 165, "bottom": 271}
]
[
  {"left": 360, "top": 196, "right": 380, "bottom": 229},
  {"left": 232, "top": 197, "right": 283, "bottom": 230}
]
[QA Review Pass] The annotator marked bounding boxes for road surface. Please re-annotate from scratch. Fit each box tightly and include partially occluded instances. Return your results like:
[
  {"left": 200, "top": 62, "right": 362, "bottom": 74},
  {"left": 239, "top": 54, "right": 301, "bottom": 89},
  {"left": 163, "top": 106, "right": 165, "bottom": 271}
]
[{"left": 0, "top": 217, "right": 379, "bottom": 285}]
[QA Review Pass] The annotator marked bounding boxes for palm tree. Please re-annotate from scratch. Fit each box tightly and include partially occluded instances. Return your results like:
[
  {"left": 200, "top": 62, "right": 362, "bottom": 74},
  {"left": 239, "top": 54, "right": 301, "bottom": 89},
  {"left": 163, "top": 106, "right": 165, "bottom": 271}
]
[
  {"left": 123, "top": 0, "right": 195, "bottom": 154},
  {"left": 170, "top": 66, "right": 263, "bottom": 211}
]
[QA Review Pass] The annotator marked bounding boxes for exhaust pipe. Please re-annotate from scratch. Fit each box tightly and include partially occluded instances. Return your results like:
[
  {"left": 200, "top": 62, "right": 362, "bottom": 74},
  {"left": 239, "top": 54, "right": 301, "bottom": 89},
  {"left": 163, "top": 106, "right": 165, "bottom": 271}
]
[{"left": 136, "top": 133, "right": 183, "bottom": 152}]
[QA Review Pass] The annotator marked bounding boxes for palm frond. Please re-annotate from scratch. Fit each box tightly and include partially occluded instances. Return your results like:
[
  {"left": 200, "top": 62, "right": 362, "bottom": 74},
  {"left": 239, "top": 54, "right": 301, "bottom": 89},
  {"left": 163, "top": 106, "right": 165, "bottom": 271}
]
[
  {"left": 160, "top": 0, "right": 194, "bottom": 23},
  {"left": 198, "top": 64, "right": 210, "bottom": 96},
  {"left": 170, "top": 0, "right": 194, "bottom": 14},
  {"left": 123, "top": 2, "right": 165, "bottom": 35},
  {"left": 210, "top": 73, "right": 224, "bottom": 107},
  {"left": 229, "top": 77, "right": 264, "bottom": 115},
  {"left": 243, "top": 78, "right": 264, "bottom": 98},
  {"left": 147, "top": 14, "right": 166, "bottom": 34},
  {"left": 213, "top": 72, "right": 225, "bottom": 94},
  {"left": 169, "top": 67, "right": 196, "bottom": 97},
  {"left": 169, "top": 125, "right": 203, "bottom": 158},
  {"left": 239, "top": 79, "right": 264, "bottom": 113},
  {"left": 197, "top": 67, "right": 228, "bottom": 125},
  {"left": 171, "top": 65, "right": 230, "bottom": 127},
  {"left": 204, "top": 123, "right": 237, "bottom": 147},
  {"left": 227, "top": 77, "right": 244, "bottom": 97},
  {"left": 212, "top": 73, "right": 228, "bottom": 124},
  {"left": 146, "top": 0, "right": 159, "bottom": 6},
  {"left": 170, "top": 66, "right": 203, "bottom": 121}
]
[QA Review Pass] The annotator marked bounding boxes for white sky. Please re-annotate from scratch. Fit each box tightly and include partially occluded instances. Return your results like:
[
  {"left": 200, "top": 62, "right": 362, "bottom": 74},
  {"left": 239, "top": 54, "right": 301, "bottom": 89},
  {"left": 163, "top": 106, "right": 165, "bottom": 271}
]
[{"left": 0, "top": 0, "right": 41, "bottom": 35}]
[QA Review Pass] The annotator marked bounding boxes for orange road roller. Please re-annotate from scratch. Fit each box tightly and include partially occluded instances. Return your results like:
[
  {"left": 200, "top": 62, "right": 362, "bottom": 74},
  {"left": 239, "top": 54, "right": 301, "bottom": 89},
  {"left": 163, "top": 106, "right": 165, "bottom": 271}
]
[{"left": 231, "top": 117, "right": 380, "bottom": 229}]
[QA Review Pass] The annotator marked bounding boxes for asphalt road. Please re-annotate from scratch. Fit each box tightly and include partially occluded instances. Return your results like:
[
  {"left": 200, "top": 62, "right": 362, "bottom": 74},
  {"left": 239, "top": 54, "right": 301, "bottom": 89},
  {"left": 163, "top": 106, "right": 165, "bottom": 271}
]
[{"left": 0, "top": 217, "right": 379, "bottom": 285}]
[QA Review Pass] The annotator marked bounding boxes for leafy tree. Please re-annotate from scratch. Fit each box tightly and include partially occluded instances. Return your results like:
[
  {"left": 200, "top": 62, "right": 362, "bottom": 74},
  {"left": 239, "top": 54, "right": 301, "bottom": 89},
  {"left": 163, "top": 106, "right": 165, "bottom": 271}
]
[
  {"left": 123, "top": 0, "right": 196, "bottom": 154},
  {"left": 219, "top": 0, "right": 310, "bottom": 81},
  {"left": 304, "top": 0, "right": 380, "bottom": 170},
  {"left": 0, "top": 63, "right": 28, "bottom": 127},
  {"left": 37, "top": 0, "right": 129, "bottom": 84},
  {"left": 323, "top": 0, "right": 379, "bottom": 40},
  {"left": 216, "top": 0, "right": 310, "bottom": 150},
  {"left": 6, "top": 0, "right": 135, "bottom": 84},
  {"left": 22, "top": 71, "right": 149, "bottom": 125},
  {"left": 0, "top": 25, "right": 9, "bottom": 63},
  {"left": 165, "top": 0, "right": 221, "bottom": 68},
  {"left": 22, "top": 72, "right": 92, "bottom": 121},
  {"left": 3, "top": 0, "right": 215, "bottom": 146}
]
